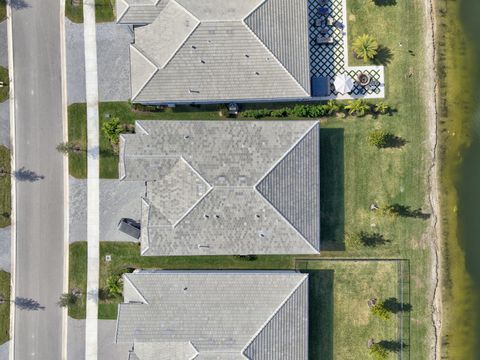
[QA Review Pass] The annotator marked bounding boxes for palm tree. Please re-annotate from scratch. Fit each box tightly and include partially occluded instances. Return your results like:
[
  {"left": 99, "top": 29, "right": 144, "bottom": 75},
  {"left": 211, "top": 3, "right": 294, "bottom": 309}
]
[
  {"left": 352, "top": 34, "right": 378, "bottom": 62},
  {"left": 345, "top": 99, "right": 370, "bottom": 116}
]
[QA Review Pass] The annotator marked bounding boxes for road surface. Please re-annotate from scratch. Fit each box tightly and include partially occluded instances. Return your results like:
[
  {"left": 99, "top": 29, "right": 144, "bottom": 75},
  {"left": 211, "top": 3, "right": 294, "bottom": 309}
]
[{"left": 11, "top": 0, "right": 65, "bottom": 358}]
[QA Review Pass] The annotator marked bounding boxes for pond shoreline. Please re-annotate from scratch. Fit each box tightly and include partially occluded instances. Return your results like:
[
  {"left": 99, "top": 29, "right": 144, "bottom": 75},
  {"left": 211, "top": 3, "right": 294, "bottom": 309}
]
[
  {"left": 435, "top": 0, "right": 479, "bottom": 358},
  {"left": 424, "top": 0, "right": 442, "bottom": 358}
]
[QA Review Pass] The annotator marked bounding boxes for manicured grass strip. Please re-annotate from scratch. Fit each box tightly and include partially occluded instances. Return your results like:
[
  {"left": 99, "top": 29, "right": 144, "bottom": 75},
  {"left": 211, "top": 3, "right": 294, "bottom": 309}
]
[
  {"left": 0, "top": 146, "right": 10, "bottom": 228},
  {"left": 68, "top": 241, "right": 87, "bottom": 319},
  {"left": 65, "top": 0, "right": 115, "bottom": 23},
  {"left": 0, "top": 271, "right": 10, "bottom": 345},
  {"left": 71, "top": 242, "right": 402, "bottom": 358},
  {"left": 0, "top": 0, "right": 6, "bottom": 22},
  {"left": 65, "top": 0, "right": 83, "bottom": 23},
  {"left": 0, "top": 66, "right": 9, "bottom": 104},
  {"left": 68, "top": 103, "right": 87, "bottom": 179},
  {"left": 303, "top": 261, "right": 398, "bottom": 360}
]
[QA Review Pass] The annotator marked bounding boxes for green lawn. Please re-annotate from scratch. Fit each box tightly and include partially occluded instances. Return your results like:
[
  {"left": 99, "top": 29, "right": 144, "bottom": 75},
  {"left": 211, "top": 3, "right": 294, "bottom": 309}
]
[
  {"left": 0, "top": 146, "right": 10, "bottom": 228},
  {"left": 0, "top": 271, "right": 10, "bottom": 345},
  {"left": 68, "top": 241, "right": 87, "bottom": 319},
  {"left": 67, "top": 0, "right": 431, "bottom": 357},
  {"left": 0, "top": 66, "right": 9, "bottom": 104},
  {"left": 70, "top": 241, "right": 405, "bottom": 359},
  {"left": 0, "top": 0, "right": 6, "bottom": 22},
  {"left": 65, "top": 0, "right": 115, "bottom": 23}
]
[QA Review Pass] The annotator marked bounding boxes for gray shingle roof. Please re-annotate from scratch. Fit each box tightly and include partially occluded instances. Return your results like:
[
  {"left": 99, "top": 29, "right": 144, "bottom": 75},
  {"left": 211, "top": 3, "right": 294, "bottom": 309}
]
[
  {"left": 119, "top": 120, "right": 321, "bottom": 256},
  {"left": 119, "top": 0, "right": 311, "bottom": 103},
  {"left": 116, "top": 271, "right": 309, "bottom": 360}
]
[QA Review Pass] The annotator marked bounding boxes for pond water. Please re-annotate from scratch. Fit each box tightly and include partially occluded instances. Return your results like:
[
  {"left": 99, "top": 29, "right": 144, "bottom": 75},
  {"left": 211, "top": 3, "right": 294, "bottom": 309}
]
[{"left": 455, "top": 0, "right": 480, "bottom": 357}]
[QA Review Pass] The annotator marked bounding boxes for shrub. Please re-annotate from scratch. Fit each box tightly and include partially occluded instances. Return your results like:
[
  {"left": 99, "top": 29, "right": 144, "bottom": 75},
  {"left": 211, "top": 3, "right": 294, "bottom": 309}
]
[
  {"left": 102, "top": 117, "right": 123, "bottom": 145},
  {"left": 345, "top": 99, "right": 371, "bottom": 116},
  {"left": 242, "top": 109, "right": 272, "bottom": 119},
  {"left": 374, "top": 102, "right": 391, "bottom": 115},
  {"left": 352, "top": 34, "right": 379, "bottom": 62},
  {"left": 368, "top": 130, "right": 392, "bottom": 148},
  {"left": 57, "top": 292, "right": 78, "bottom": 308},
  {"left": 56, "top": 141, "right": 82, "bottom": 154},
  {"left": 270, "top": 108, "right": 289, "bottom": 118},
  {"left": 371, "top": 300, "right": 391, "bottom": 320},
  {"left": 106, "top": 274, "right": 123, "bottom": 297},
  {"left": 325, "top": 100, "right": 341, "bottom": 115},
  {"left": 369, "top": 343, "right": 389, "bottom": 360}
]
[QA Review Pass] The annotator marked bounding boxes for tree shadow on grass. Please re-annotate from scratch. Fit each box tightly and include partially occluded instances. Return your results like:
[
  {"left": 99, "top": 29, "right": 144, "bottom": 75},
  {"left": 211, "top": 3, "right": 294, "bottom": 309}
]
[
  {"left": 360, "top": 231, "right": 391, "bottom": 247},
  {"left": 308, "top": 270, "right": 334, "bottom": 360},
  {"left": 372, "top": 45, "right": 394, "bottom": 66},
  {"left": 320, "top": 129, "right": 345, "bottom": 250},
  {"left": 372, "top": 0, "right": 397, "bottom": 6},
  {"left": 377, "top": 340, "right": 407, "bottom": 353},
  {"left": 384, "top": 203, "right": 431, "bottom": 219},
  {"left": 383, "top": 297, "right": 413, "bottom": 313}
]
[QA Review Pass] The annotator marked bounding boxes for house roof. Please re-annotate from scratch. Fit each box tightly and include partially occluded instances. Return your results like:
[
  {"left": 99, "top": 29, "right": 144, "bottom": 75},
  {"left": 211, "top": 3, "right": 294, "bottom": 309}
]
[
  {"left": 118, "top": 0, "right": 311, "bottom": 103},
  {"left": 119, "top": 120, "right": 320, "bottom": 256},
  {"left": 116, "top": 271, "right": 309, "bottom": 360}
]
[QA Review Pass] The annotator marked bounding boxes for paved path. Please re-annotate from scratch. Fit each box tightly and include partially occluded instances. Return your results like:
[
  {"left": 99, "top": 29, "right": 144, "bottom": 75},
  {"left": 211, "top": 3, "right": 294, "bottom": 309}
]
[
  {"left": 66, "top": 19, "right": 132, "bottom": 104},
  {"left": 0, "top": 227, "right": 10, "bottom": 271},
  {"left": 11, "top": 0, "right": 65, "bottom": 358},
  {"left": 83, "top": 0, "right": 100, "bottom": 359}
]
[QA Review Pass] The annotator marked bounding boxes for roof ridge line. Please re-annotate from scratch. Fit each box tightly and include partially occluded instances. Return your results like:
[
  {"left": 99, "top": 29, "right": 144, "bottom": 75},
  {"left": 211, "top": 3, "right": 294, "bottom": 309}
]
[
  {"left": 116, "top": 0, "right": 131, "bottom": 23},
  {"left": 254, "top": 122, "right": 320, "bottom": 252},
  {"left": 242, "top": 10, "right": 309, "bottom": 96},
  {"left": 242, "top": 0, "right": 269, "bottom": 20},
  {"left": 241, "top": 273, "right": 309, "bottom": 356},
  {"left": 130, "top": 44, "right": 159, "bottom": 101},
  {"left": 171, "top": 157, "right": 213, "bottom": 228},
  {"left": 159, "top": 0, "right": 201, "bottom": 69},
  {"left": 123, "top": 274, "right": 149, "bottom": 304}
]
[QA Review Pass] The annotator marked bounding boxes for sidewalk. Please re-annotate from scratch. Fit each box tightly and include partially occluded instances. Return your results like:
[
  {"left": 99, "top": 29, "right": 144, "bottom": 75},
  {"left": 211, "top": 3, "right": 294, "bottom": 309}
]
[{"left": 83, "top": 0, "right": 100, "bottom": 359}]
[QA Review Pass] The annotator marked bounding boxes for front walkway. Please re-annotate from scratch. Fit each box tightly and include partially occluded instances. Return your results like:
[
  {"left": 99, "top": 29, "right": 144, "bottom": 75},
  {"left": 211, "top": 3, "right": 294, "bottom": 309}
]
[{"left": 83, "top": 0, "right": 100, "bottom": 359}]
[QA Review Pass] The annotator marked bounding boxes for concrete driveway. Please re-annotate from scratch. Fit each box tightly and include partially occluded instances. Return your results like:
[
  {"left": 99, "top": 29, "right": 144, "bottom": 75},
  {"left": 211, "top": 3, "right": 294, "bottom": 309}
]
[
  {"left": 68, "top": 319, "right": 131, "bottom": 360},
  {"left": 69, "top": 177, "right": 145, "bottom": 242},
  {"left": 66, "top": 19, "right": 133, "bottom": 104}
]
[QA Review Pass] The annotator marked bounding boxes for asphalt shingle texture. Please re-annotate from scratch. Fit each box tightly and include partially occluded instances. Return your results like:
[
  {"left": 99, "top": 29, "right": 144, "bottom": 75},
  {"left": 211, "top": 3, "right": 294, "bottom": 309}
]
[{"left": 119, "top": 120, "right": 321, "bottom": 256}]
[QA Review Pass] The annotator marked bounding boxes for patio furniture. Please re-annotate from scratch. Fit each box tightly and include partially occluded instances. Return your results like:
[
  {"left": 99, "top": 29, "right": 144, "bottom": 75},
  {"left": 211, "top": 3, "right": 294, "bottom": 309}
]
[
  {"left": 319, "top": 0, "right": 328, "bottom": 5},
  {"left": 320, "top": 27, "right": 329, "bottom": 35},
  {"left": 334, "top": 21, "right": 344, "bottom": 30},
  {"left": 311, "top": 76, "right": 331, "bottom": 97},
  {"left": 327, "top": 16, "right": 334, "bottom": 26},
  {"left": 356, "top": 72, "right": 372, "bottom": 86},
  {"left": 315, "top": 18, "right": 323, "bottom": 27},
  {"left": 334, "top": 74, "right": 354, "bottom": 94},
  {"left": 316, "top": 35, "right": 334, "bottom": 44},
  {"left": 318, "top": 7, "right": 329, "bottom": 15}
]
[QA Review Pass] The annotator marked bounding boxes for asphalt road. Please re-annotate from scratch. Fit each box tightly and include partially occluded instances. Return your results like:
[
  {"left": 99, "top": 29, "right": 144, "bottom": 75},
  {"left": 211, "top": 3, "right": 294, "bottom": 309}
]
[{"left": 11, "top": 0, "right": 65, "bottom": 358}]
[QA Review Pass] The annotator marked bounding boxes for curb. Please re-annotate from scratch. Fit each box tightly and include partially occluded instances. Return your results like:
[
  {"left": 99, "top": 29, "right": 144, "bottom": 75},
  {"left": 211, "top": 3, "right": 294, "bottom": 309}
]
[
  {"left": 6, "top": 1, "right": 16, "bottom": 359},
  {"left": 59, "top": 0, "right": 70, "bottom": 358}
]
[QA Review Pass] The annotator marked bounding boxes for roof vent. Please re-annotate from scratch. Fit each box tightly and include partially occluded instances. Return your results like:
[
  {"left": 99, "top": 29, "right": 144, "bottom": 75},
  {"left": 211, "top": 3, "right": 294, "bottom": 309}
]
[
  {"left": 188, "top": 89, "right": 200, "bottom": 94},
  {"left": 204, "top": 214, "right": 209, "bottom": 219},
  {"left": 245, "top": 54, "right": 250, "bottom": 58},
  {"left": 255, "top": 214, "right": 261, "bottom": 219},
  {"left": 192, "top": 45, "right": 197, "bottom": 49},
  {"left": 259, "top": 232, "right": 265, "bottom": 238},
  {"left": 184, "top": 135, "right": 190, "bottom": 139},
  {"left": 183, "top": 287, "right": 188, "bottom": 291},
  {"left": 215, "top": 215, "right": 220, "bottom": 219},
  {"left": 255, "top": 72, "right": 260, "bottom": 76},
  {"left": 198, "top": 244, "right": 210, "bottom": 248},
  {"left": 200, "top": 59, "right": 205, "bottom": 64}
]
